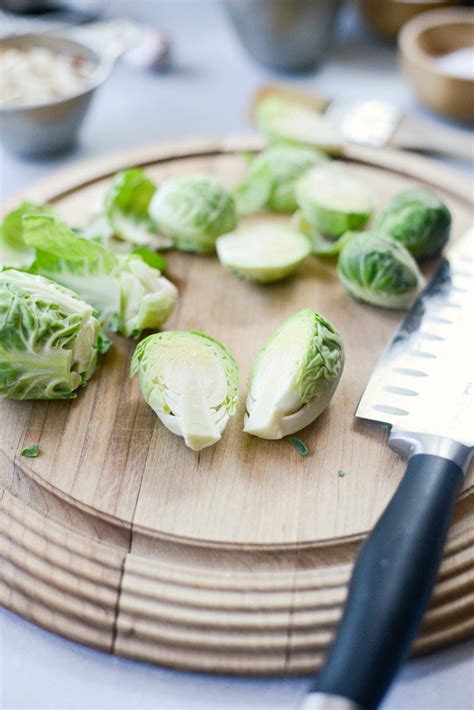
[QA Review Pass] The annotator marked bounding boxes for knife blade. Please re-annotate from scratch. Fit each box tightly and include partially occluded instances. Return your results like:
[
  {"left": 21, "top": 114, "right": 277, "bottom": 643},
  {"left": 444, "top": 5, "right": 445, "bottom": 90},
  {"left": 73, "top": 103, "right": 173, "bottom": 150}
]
[{"left": 300, "top": 229, "right": 474, "bottom": 710}]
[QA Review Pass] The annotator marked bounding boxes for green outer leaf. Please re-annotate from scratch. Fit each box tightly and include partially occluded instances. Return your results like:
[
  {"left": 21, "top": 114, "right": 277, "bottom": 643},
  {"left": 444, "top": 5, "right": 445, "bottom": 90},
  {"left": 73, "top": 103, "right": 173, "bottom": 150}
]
[
  {"left": 21, "top": 444, "right": 40, "bottom": 458},
  {"left": 131, "top": 246, "right": 167, "bottom": 272},
  {"left": 287, "top": 437, "right": 309, "bottom": 457},
  {"left": 0, "top": 201, "right": 55, "bottom": 269},
  {"left": 294, "top": 211, "right": 358, "bottom": 256},
  {"left": 374, "top": 188, "right": 451, "bottom": 259}
]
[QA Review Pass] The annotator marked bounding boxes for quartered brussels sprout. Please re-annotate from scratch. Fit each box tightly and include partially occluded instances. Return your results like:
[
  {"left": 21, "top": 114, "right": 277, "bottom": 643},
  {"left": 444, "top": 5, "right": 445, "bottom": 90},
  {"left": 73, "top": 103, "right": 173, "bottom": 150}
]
[
  {"left": 244, "top": 309, "right": 344, "bottom": 440},
  {"left": 131, "top": 331, "right": 239, "bottom": 451},
  {"left": 255, "top": 95, "right": 344, "bottom": 155},
  {"left": 0, "top": 270, "right": 103, "bottom": 399},
  {"left": 22, "top": 215, "right": 177, "bottom": 338},
  {"left": 216, "top": 224, "right": 311, "bottom": 283},
  {"left": 149, "top": 174, "right": 238, "bottom": 254},
  {"left": 104, "top": 168, "right": 173, "bottom": 250},
  {"left": 234, "top": 144, "right": 328, "bottom": 215},
  {"left": 337, "top": 232, "right": 425, "bottom": 310},
  {"left": 374, "top": 188, "right": 451, "bottom": 259},
  {"left": 0, "top": 200, "right": 55, "bottom": 269},
  {"left": 296, "top": 162, "right": 374, "bottom": 238}
]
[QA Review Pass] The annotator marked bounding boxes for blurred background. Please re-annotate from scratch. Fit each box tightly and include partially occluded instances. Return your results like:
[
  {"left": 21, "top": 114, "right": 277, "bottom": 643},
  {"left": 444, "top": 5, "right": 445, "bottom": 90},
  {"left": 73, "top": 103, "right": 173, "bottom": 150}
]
[{"left": 0, "top": 0, "right": 473, "bottom": 199}]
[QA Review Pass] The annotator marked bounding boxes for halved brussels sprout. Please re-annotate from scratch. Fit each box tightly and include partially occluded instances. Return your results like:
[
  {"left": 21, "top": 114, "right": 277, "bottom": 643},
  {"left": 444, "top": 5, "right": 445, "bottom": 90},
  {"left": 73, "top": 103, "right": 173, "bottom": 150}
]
[
  {"left": 149, "top": 174, "right": 238, "bottom": 254},
  {"left": 374, "top": 188, "right": 451, "bottom": 259},
  {"left": 337, "top": 232, "right": 425, "bottom": 310},
  {"left": 0, "top": 270, "right": 102, "bottom": 399},
  {"left": 234, "top": 144, "right": 328, "bottom": 215},
  {"left": 244, "top": 309, "right": 344, "bottom": 440},
  {"left": 217, "top": 224, "right": 311, "bottom": 284},
  {"left": 296, "top": 163, "right": 374, "bottom": 238},
  {"left": 255, "top": 95, "right": 344, "bottom": 155},
  {"left": 104, "top": 168, "right": 173, "bottom": 250},
  {"left": 131, "top": 331, "right": 239, "bottom": 451},
  {"left": 22, "top": 215, "right": 177, "bottom": 338}
]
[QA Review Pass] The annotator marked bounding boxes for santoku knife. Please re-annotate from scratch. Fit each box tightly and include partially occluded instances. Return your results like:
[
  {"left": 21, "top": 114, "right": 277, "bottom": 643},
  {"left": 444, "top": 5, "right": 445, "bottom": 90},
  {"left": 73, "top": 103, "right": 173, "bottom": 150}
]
[{"left": 300, "top": 228, "right": 474, "bottom": 710}]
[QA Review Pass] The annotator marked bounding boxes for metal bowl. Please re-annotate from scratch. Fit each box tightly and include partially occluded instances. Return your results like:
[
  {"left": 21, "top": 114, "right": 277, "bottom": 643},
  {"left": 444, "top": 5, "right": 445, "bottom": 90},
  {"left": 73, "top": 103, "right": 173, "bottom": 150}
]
[
  {"left": 224, "top": 0, "right": 342, "bottom": 73},
  {"left": 0, "top": 33, "right": 105, "bottom": 157}
]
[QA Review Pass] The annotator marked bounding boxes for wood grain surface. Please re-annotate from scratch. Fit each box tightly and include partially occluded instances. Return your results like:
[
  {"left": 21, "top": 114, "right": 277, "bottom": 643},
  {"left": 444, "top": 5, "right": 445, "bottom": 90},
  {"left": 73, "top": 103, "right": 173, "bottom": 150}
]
[{"left": 1, "top": 137, "right": 473, "bottom": 674}]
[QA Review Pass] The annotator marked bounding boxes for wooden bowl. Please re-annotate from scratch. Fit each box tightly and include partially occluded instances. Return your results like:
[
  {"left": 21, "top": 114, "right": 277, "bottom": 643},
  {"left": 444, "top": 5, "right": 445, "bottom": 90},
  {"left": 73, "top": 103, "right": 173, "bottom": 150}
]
[
  {"left": 358, "top": 0, "right": 459, "bottom": 40},
  {"left": 399, "top": 8, "right": 474, "bottom": 122}
]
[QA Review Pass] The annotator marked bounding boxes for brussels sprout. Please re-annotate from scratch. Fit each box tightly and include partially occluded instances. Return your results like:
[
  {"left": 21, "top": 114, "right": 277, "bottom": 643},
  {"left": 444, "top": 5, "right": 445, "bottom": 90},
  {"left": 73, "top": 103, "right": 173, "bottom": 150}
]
[
  {"left": 0, "top": 270, "right": 102, "bottom": 399},
  {"left": 22, "top": 215, "right": 177, "bottom": 338},
  {"left": 216, "top": 224, "right": 311, "bottom": 284},
  {"left": 374, "top": 188, "right": 451, "bottom": 259},
  {"left": 0, "top": 201, "right": 55, "bottom": 269},
  {"left": 255, "top": 95, "right": 344, "bottom": 155},
  {"left": 296, "top": 163, "right": 374, "bottom": 238},
  {"left": 149, "top": 174, "right": 238, "bottom": 254},
  {"left": 244, "top": 309, "right": 344, "bottom": 440},
  {"left": 337, "top": 232, "right": 425, "bottom": 310},
  {"left": 131, "top": 331, "right": 239, "bottom": 451},
  {"left": 104, "top": 168, "right": 173, "bottom": 250},
  {"left": 234, "top": 144, "right": 328, "bottom": 215}
]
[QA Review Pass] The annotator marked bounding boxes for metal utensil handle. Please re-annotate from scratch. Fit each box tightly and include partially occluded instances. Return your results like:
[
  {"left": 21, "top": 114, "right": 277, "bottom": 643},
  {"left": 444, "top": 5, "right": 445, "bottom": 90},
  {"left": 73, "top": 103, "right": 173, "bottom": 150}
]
[{"left": 301, "top": 453, "right": 464, "bottom": 710}]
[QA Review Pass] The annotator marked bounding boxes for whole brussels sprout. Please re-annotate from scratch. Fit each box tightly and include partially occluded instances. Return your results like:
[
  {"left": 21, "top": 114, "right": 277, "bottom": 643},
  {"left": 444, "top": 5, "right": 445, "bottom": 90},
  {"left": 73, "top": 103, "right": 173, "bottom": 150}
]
[
  {"left": 244, "top": 309, "right": 344, "bottom": 440},
  {"left": 374, "top": 188, "right": 451, "bottom": 259},
  {"left": 234, "top": 144, "right": 328, "bottom": 215},
  {"left": 149, "top": 174, "right": 238, "bottom": 254},
  {"left": 0, "top": 270, "right": 103, "bottom": 399},
  {"left": 337, "top": 232, "right": 425, "bottom": 310}
]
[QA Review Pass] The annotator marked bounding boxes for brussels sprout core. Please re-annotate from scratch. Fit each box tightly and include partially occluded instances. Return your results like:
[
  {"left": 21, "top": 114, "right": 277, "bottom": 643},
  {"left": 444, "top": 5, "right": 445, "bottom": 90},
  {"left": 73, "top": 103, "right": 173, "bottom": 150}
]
[
  {"left": 0, "top": 270, "right": 101, "bottom": 399},
  {"left": 217, "top": 224, "right": 311, "bottom": 283},
  {"left": 337, "top": 232, "right": 425, "bottom": 310},
  {"left": 296, "top": 163, "right": 374, "bottom": 238},
  {"left": 244, "top": 309, "right": 344, "bottom": 439},
  {"left": 149, "top": 174, "right": 238, "bottom": 254},
  {"left": 131, "top": 331, "right": 239, "bottom": 451}
]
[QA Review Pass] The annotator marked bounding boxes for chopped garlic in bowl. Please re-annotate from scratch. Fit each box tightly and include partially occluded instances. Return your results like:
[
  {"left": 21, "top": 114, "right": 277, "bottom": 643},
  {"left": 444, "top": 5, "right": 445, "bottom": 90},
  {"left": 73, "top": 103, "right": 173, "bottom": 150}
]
[{"left": 0, "top": 45, "right": 96, "bottom": 107}]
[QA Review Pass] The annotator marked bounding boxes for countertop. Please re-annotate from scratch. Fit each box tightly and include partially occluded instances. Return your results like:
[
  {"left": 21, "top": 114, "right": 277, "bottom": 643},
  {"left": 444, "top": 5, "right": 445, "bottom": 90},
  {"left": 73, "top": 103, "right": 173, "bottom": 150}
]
[{"left": 0, "top": 2, "right": 473, "bottom": 709}]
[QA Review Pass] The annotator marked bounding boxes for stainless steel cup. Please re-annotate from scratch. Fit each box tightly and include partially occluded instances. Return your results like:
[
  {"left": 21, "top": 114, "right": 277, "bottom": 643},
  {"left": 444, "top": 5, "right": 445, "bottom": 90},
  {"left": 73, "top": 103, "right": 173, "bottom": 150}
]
[{"left": 224, "top": 0, "right": 342, "bottom": 72}]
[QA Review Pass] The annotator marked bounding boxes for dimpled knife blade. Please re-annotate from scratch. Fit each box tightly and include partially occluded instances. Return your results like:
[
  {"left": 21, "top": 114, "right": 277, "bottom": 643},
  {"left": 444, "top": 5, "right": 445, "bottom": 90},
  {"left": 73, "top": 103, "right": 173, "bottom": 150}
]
[{"left": 356, "top": 228, "right": 474, "bottom": 447}]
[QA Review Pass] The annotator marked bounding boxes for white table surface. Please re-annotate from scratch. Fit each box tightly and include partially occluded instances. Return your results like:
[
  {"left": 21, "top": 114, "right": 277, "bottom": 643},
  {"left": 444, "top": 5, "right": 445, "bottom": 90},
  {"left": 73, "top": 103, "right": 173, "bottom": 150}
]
[{"left": 0, "top": 2, "right": 473, "bottom": 709}]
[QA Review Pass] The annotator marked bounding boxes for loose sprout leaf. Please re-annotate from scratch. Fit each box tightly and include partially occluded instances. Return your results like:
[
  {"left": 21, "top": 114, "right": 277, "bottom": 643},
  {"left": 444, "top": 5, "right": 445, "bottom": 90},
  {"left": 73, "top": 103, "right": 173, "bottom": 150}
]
[
  {"left": 104, "top": 168, "right": 172, "bottom": 250},
  {"left": 22, "top": 215, "right": 177, "bottom": 338},
  {"left": 131, "top": 331, "right": 239, "bottom": 451},
  {"left": 244, "top": 309, "right": 344, "bottom": 440},
  {"left": 217, "top": 224, "right": 311, "bottom": 284},
  {"left": 0, "top": 201, "right": 56, "bottom": 269},
  {"left": 296, "top": 162, "right": 374, "bottom": 238},
  {"left": 234, "top": 144, "right": 328, "bottom": 216},
  {"left": 0, "top": 270, "right": 101, "bottom": 400},
  {"left": 337, "top": 232, "right": 425, "bottom": 310},
  {"left": 374, "top": 188, "right": 451, "bottom": 260},
  {"left": 21, "top": 444, "right": 40, "bottom": 458},
  {"left": 287, "top": 437, "right": 309, "bottom": 457},
  {"left": 74, "top": 215, "right": 114, "bottom": 245},
  {"left": 149, "top": 174, "right": 238, "bottom": 254},
  {"left": 255, "top": 95, "right": 344, "bottom": 155},
  {"left": 294, "top": 211, "right": 358, "bottom": 257},
  {"left": 132, "top": 246, "right": 167, "bottom": 272}
]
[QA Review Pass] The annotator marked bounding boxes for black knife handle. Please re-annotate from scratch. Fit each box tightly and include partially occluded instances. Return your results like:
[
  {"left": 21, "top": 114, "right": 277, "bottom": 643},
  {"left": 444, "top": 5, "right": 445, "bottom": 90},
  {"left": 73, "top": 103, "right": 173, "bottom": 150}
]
[{"left": 309, "top": 453, "right": 464, "bottom": 710}]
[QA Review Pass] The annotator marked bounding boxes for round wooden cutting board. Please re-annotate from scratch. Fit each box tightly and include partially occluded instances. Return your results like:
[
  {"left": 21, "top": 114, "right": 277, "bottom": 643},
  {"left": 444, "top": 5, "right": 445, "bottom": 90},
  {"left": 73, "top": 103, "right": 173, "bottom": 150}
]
[{"left": 1, "top": 137, "right": 473, "bottom": 675}]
